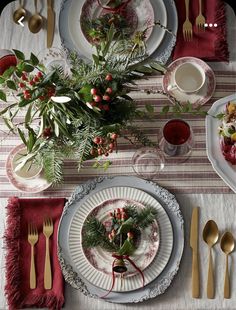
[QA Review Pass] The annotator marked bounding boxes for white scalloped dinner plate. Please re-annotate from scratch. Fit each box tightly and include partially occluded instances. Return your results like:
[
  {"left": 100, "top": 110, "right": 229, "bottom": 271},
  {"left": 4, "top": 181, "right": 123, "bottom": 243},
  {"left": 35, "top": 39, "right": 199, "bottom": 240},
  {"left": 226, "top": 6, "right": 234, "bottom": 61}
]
[
  {"left": 68, "top": 186, "right": 173, "bottom": 292},
  {"left": 206, "top": 93, "right": 236, "bottom": 193}
]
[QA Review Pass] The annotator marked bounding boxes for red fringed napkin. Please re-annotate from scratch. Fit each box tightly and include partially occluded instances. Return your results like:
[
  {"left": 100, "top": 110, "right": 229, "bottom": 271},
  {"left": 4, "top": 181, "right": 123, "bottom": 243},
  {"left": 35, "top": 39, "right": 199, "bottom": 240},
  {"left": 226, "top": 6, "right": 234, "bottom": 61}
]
[
  {"left": 173, "top": 0, "right": 229, "bottom": 61},
  {"left": 4, "top": 197, "right": 66, "bottom": 310}
]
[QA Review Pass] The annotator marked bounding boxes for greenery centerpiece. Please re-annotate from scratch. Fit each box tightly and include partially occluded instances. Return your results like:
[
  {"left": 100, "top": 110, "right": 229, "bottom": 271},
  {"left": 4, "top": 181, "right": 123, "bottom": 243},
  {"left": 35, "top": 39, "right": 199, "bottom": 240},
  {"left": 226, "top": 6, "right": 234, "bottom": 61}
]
[{"left": 0, "top": 23, "right": 171, "bottom": 184}]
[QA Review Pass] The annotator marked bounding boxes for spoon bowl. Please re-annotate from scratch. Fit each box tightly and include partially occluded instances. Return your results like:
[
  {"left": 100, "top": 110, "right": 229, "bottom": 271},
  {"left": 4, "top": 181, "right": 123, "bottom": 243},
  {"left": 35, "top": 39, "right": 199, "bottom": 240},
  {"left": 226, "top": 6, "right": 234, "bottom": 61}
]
[
  {"left": 28, "top": 14, "right": 43, "bottom": 33},
  {"left": 28, "top": 0, "right": 43, "bottom": 34},
  {"left": 220, "top": 232, "right": 235, "bottom": 255},
  {"left": 203, "top": 220, "right": 219, "bottom": 247},
  {"left": 13, "top": 0, "right": 26, "bottom": 24}
]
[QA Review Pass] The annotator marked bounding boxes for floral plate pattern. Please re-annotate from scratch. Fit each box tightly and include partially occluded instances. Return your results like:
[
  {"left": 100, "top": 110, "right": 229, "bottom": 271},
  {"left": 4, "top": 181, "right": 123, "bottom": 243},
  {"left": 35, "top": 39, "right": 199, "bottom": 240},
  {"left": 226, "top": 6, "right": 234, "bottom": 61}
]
[{"left": 82, "top": 198, "right": 160, "bottom": 277}]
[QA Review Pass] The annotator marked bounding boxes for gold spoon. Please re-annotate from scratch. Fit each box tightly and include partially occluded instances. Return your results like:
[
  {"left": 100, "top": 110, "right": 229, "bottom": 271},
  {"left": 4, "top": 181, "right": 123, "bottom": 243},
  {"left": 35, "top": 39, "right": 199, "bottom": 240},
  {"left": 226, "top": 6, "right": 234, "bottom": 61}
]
[
  {"left": 220, "top": 232, "right": 234, "bottom": 299},
  {"left": 28, "top": 0, "right": 43, "bottom": 33},
  {"left": 13, "top": 0, "right": 26, "bottom": 24},
  {"left": 203, "top": 220, "right": 219, "bottom": 299}
]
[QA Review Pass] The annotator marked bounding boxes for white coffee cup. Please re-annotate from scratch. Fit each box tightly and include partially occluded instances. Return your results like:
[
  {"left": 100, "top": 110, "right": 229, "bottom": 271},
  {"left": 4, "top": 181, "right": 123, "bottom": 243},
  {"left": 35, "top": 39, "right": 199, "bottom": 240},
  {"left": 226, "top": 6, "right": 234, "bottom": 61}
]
[{"left": 167, "top": 62, "right": 206, "bottom": 93}]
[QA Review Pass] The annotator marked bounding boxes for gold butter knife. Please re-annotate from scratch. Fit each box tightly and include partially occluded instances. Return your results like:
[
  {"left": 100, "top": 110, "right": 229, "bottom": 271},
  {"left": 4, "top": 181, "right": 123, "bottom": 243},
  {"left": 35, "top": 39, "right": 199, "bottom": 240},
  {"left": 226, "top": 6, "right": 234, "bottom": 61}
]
[
  {"left": 190, "top": 207, "right": 200, "bottom": 298},
  {"left": 47, "top": 0, "right": 55, "bottom": 48}
]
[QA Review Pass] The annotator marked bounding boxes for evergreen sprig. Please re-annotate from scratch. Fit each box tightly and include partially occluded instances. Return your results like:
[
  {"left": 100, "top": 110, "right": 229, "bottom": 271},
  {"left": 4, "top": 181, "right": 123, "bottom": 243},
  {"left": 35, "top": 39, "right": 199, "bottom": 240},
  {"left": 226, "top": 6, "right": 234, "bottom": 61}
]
[{"left": 82, "top": 217, "right": 119, "bottom": 252}]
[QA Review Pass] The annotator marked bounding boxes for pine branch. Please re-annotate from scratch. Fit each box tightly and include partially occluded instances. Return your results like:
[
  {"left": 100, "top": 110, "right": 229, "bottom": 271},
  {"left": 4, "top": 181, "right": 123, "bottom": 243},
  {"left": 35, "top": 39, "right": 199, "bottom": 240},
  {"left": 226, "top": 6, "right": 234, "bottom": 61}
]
[
  {"left": 83, "top": 217, "right": 118, "bottom": 252},
  {"left": 135, "top": 206, "right": 158, "bottom": 229}
]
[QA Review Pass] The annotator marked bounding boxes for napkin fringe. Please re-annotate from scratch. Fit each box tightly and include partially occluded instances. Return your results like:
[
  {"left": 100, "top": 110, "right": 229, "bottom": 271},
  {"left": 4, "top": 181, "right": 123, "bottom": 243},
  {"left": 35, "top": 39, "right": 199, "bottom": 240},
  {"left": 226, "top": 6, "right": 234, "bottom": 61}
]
[
  {"left": 214, "top": 1, "right": 229, "bottom": 61},
  {"left": 4, "top": 197, "right": 22, "bottom": 310},
  {"left": 4, "top": 197, "right": 64, "bottom": 310}
]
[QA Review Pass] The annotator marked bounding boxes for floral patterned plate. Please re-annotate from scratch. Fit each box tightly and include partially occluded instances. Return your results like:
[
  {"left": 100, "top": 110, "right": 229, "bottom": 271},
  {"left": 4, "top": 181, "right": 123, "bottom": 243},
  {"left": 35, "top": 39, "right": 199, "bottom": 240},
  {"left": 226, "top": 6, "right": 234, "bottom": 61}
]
[
  {"left": 82, "top": 198, "right": 160, "bottom": 277},
  {"left": 162, "top": 57, "right": 216, "bottom": 106},
  {"left": 80, "top": 0, "right": 155, "bottom": 44}
]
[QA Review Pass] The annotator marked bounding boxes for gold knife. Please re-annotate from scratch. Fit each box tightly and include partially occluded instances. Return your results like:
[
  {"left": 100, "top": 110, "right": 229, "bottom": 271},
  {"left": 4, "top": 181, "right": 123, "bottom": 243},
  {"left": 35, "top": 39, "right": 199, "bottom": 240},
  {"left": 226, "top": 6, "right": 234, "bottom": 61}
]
[
  {"left": 190, "top": 207, "right": 200, "bottom": 298},
  {"left": 47, "top": 0, "right": 55, "bottom": 48}
]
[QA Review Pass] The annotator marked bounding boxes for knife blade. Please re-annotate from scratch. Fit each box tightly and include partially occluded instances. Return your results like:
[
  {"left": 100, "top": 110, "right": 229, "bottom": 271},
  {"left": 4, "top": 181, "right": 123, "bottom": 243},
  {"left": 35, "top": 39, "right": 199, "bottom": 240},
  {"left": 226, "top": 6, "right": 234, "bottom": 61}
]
[
  {"left": 47, "top": 0, "right": 55, "bottom": 48},
  {"left": 190, "top": 207, "right": 200, "bottom": 298}
]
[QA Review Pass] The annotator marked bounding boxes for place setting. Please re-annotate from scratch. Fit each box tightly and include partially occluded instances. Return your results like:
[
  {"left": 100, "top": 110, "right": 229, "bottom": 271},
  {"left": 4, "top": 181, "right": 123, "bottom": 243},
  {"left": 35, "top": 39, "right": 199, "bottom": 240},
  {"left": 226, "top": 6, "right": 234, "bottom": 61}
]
[{"left": 0, "top": 0, "right": 236, "bottom": 309}]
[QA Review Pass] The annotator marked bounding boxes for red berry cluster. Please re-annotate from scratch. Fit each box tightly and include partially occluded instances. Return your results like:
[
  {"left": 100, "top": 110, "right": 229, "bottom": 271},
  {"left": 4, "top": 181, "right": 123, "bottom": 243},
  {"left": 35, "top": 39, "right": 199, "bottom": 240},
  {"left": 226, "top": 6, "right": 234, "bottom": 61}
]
[
  {"left": 91, "top": 132, "right": 118, "bottom": 157},
  {"left": 18, "top": 71, "right": 44, "bottom": 100},
  {"left": 108, "top": 208, "right": 130, "bottom": 242},
  {"left": 87, "top": 74, "right": 113, "bottom": 111}
]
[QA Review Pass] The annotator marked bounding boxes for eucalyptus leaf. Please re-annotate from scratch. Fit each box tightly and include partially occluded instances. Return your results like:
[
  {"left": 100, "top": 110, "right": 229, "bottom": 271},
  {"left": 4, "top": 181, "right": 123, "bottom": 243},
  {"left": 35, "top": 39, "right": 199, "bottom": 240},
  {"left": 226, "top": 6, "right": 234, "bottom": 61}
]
[
  {"left": 17, "top": 128, "right": 27, "bottom": 145},
  {"left": 25, "top": 104, "right": 32, "bottom": 125},
  {"left": 118, "top": 239, "right": 135, "bottom": 256},
  {"left": 117, "top": 217, "right": 134, "bottom": 235},
  {"left": 150, "top": 62, "right": 167, "bottom": 73}
]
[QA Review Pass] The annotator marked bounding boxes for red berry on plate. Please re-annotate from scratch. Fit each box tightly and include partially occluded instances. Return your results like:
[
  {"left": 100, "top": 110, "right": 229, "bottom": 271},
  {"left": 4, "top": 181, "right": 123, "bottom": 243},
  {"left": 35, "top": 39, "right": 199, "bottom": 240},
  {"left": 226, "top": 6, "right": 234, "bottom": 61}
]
[
  {"left": 127, "top": 231, "right": 134, "bottom": 239},
  {"left": 21, "top": 73, "right": 27, "bottom": 81},
  {"left": 105, "top": 74, "right": 113, "bottom": 81},
  {"left": 33, "top": 76, "right": 39, "bottom": 83},
  {"left": 19, "top": 82, "right": 25, "bottom": 88},
  {"left": 90, "top": 88, "right": 97, "bottom": 95},
  {"left": 29, "top": 80, "right": 35, "bottom": 86},
  {"left": 105, "top": 152, "right": 109, "bottom": 157},
  {"left": 37, "top": 71, "right": 43, "bottom": 78},
  {"left": 109, "top": 143, "right": 114, "bottom": 149},
  {"left": 90, "top": 148, "right": 96, "bottom": 156},
  {"left": 106, "top": 87, "right": 113, "bottom": 94}
]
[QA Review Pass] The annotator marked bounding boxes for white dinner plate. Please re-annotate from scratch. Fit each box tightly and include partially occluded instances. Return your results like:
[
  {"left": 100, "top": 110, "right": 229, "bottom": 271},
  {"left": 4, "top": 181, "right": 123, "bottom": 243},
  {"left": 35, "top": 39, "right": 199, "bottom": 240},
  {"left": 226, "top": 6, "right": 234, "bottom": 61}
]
[
  {"left": 206, "top": 93, "right": 236, "bottom": 193},
  {"left": 59, "top": 0, "right": 167, "bottom": 60},
  {"left": 68, "top": 186, "right": 173, "bottom": 292},
  {"left": 58, "top": 176, "right": 184, "bottom": 303}
]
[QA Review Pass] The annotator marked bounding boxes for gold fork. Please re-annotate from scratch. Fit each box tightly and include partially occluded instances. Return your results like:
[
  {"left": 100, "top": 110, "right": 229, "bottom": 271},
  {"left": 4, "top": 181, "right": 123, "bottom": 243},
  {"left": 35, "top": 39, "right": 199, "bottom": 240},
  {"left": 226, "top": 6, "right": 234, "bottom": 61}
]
[
  {"left": 28, "top": 223, "right": 38, "bottom": 289},
  {"left": 195, "top": 0, "right": 206, "bottom": 31},
  {"left": 183, "top": 0, "right": 193, "bottom": 41},
  {"left": 43, "top": 218, "right": 54, "bottom": 289}
]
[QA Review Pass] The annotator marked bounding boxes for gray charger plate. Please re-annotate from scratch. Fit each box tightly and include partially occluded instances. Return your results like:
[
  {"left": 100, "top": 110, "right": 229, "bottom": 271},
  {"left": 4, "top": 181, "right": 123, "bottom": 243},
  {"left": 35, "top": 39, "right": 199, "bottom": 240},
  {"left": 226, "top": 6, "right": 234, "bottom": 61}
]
[
  {"left": 58, "top": 176, "right": 184, "bottom": 303},
  {"left": 59, "top": 0, "right": 178, "bottom": 64}
]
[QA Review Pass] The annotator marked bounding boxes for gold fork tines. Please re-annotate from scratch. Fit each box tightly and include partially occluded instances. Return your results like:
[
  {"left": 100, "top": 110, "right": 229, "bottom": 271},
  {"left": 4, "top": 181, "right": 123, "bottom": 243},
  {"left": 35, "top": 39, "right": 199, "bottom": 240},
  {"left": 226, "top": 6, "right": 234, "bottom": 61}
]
[
  {"left": 28, "top": 223, "right": 38, "bottom": 289},
  {"left": 183, "top": 0, "right": 193, "bottom": 41},
  {"left": 43, "top": 218, "right": 54, "bottom": 289},
  {"left": 195, "top": 0, "right": 206, "bottom": 31}
]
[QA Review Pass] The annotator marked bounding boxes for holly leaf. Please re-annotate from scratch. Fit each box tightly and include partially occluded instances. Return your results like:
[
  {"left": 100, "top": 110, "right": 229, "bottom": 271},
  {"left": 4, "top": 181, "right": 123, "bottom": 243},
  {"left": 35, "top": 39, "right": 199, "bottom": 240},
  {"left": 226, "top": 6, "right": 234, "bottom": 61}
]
[
  {"left": 6, "top": 80, "right": 17, "bottom": 90},
  {"left": 117, "top": 217, "right": 134, "bottom": 235},
  {"left": 2, "top": 66, "right": 15, "bottom": 78},
  {"left": 0, "top": 77, "right": 5, "bottom": 84},
  {"left": 13, "top": 49, "right": 25, "bottom": 60},
  {"left": 118, "top": 239, "right": 135, "bottom": 256},
  {"left": 22, "top": 63, "right": 34, "bottom": 73},
  {"left": 30, "top": 53, "right": 39, "bottom": 66},
  {"left": 161, "top": 105, "right": 170, "bottom": 114}
]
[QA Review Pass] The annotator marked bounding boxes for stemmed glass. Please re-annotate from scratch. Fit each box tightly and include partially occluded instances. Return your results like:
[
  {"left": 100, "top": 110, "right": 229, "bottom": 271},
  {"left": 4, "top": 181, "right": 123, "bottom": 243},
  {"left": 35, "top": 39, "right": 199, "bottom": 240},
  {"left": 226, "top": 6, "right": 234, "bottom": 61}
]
[
  {"left": 132, "top": 119, "right": 194, "bottom": 179},
  {"left": 159, "top": 119, "right": 194, "bottom": 163}
]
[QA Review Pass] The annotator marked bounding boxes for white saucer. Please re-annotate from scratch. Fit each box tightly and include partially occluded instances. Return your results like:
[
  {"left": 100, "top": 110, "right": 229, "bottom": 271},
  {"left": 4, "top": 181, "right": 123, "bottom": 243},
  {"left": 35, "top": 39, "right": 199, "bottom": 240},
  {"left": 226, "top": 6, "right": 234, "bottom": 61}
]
[{"left": 162, "top": 57, "right": 216, "bottom": 106}]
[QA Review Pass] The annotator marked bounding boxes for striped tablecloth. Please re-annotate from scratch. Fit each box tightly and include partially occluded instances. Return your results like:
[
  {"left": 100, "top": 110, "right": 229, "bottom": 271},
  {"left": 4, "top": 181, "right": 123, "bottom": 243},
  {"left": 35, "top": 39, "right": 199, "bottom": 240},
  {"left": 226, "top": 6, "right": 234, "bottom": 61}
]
[{"left": 1, "top": 71, "right": 236, "bottom": 197}]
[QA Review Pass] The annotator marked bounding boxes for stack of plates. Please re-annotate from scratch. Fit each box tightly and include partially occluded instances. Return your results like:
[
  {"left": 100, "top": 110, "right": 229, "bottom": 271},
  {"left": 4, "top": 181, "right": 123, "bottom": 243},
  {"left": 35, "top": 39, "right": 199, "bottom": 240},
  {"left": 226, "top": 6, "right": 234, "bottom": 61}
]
[
  {"left": 58, "top": 176, "right": 184, "bottom": 303},
  {"left": 59, "top": 0, "right": 178, "bottom": 64}
]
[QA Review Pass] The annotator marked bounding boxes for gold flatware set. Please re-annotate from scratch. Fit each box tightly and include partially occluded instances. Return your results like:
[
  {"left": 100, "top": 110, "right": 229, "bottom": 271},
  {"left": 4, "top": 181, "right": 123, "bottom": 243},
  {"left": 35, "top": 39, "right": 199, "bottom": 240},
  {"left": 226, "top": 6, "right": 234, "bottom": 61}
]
[
  {"left": 190, "top": 208, "right": 235, "bottom": 299},
  {"left": 13, "top": 0, "right": 55, "bottom": 47},
  {"left": 27, "top": 218, "right": 54, "bottom": 290},
  {"left": 183, "top": 0, "right": 206, "bottom": 42}
]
